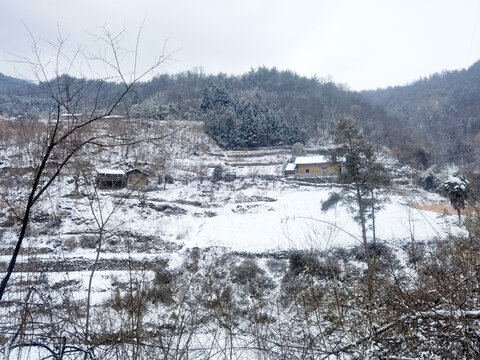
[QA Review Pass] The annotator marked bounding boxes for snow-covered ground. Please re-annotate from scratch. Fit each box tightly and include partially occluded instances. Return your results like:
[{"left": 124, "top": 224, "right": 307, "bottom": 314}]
[
  {"left": 1, "top": 178, "right": 461, "bottom": 255},
  {"left": 2, "top": 176, "right": 462, "bottom": 312},
  {"left": 0, "top": 118, "right": 462, "bottom": 267},
  {"left": 120, "top": 181, "right": 462, "bottom": 251},
  {"left": 0, "top": 118, "right": 464, "bottom": 303}
]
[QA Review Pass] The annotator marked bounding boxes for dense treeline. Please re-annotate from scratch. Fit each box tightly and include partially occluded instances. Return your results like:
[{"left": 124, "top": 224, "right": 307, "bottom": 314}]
[
  {"left": 0, "top": 67, "right": 428, "bottom": 165},
  {"left": 200, "top": 81, "right": 304, "bottom": 148},
  {"left": 134, "top": 68, "right": 433, "bottom": 165},
  {"left": 363, "top": 60, "right": 480, "bottom": 166},
  {"left": 0, "top": 74, "right": 130, "bottom": 118}
]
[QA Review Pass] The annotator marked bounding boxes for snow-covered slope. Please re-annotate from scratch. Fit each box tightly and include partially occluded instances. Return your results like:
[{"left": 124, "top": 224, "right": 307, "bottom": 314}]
[
  {"left": 0, "top": 118, "right": 461, "bottom": 258},
  {"left": 1, "top": 177, "right": 462, "bottom": 257}
]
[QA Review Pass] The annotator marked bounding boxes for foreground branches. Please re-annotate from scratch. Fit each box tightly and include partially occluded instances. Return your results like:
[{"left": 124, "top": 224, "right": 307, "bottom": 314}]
[
  {"left": 0, "top": 27, "right": 172, "bottom": 303},
  {"left": 3, "top": 233, "right": 480, "bottom": 359}
]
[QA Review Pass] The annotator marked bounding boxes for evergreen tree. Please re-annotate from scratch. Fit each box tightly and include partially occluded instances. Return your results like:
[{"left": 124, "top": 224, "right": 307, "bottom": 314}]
[
  {"left": 444, "top": 173, "right": 469, "bottom": 221},
  {"left": 201, "top": 81, "right": 240, "bottom": 148},
  {"left": 238, "top": 102, "right": 260, "bottom": 147},
  {"left": 325, "top": 117, "right": 390, "bottom": 298},
  {"left": 200, "top": 81, "right": 234, "bottom": 112},
  {"left": 291, "top": 142, "right": 306, "bottom": 160},
  {"left": 212, "top": 164, "right": 223, "bottom": 182}
]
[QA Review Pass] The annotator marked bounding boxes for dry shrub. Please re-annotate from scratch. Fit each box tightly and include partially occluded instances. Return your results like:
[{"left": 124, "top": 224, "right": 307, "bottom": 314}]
[
  {"left": 149, "top": 267, "right": 175, "bottom": 305},
  {"left": 63, "top": 236, "right": 77, "bottom": 251},
  {"left": 412, "top": 201, "right": 456, "bottom": 215},
  {"left": 413, "top": 200, "right": 475, "bottom": 216},
  {"left": 79, "top": 235, "right": 97, "bottom": 249}
]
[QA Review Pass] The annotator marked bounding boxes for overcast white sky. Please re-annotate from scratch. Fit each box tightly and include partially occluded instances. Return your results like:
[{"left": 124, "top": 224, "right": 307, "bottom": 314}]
[{"left": 1, "top": 0, "right": 480, "bottom": 90}]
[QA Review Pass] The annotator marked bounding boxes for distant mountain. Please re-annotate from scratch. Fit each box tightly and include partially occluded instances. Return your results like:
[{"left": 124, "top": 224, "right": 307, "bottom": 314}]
[
  {"left": 0, "top": 72, "right": 32, "bottom": 91},
  {"left": 0, "top": 73, "right": 49, "bottom": 117},
  {"left": 362, "top": 60, "right": 480, "bottom": 165}
]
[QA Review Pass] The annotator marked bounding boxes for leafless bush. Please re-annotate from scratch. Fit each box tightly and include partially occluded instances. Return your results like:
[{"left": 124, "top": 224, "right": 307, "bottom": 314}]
[{"left": 79, "top": 234, "right": 97, "bottom": 249}]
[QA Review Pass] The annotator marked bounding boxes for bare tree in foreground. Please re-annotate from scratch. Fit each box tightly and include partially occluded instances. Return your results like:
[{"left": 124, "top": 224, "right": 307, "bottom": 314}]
[{"left": 0, "top": 26, "right": 173, "bottom": 304}]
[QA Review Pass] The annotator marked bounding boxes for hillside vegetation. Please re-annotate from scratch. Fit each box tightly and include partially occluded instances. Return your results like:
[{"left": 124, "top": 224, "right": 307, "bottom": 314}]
[
  {"left": 0, "top": 68, "right": 425, "bottom": 166},
  {"left": 363, "top": 60, "right": 480, "bottom": 167}
]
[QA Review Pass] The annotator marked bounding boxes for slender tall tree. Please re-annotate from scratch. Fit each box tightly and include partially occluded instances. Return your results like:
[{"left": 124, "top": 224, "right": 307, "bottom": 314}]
[{"left": 333, "top": 117, "right": 390, "bottom": 298}]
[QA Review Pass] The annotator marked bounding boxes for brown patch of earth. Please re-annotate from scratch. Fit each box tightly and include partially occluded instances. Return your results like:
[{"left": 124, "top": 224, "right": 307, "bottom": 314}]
[{"left": 412, "top": 201, "right": 475, "bottom": 216}]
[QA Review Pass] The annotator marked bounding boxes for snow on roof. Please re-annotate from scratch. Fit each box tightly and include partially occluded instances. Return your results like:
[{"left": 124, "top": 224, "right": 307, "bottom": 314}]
[
  {"left": 447, "top": 175, "right": 462, "bottom": 184},
  {"left": 294, "top": 155, "right": 330, "bottom": 165},
  {"left": 126, "top": 168, "right": 149, "bottom": 175},
  {"left": 61, "top": 113, "right": 83, "bottom": 117},
  {"left": 284, "top": 163, "right": 296, "bottom": 171},
  {"left": 97, "top": 168, "right": 126, "bottom": 175}
]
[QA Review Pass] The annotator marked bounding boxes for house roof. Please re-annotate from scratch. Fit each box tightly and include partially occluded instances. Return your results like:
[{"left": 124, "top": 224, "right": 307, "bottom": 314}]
[
  {"left": 126, "top": 168, "right": 149, "bottom": 176},
  {"left": 294, "top": 156, "right": 330, "bottom": 165},
  {"left": 97, "top": 169, "right": 126, "bottom": 176},
  {"left": 284, "top": 163, "right": 296, "bottom": 171},
  {"left": 61, "top": 113, "right": 83, "bottom": 117}
]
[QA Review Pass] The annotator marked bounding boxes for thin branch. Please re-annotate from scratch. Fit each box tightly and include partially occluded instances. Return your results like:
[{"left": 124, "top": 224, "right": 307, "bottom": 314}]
[
  {"left": 0, "top": 193, "right": 22, "bottom": 222},
  {"left": 283, "top": 215, "right": 363, "bottom": 243},
  {"left": 133, "top": 17, "right": 147, "bottom": 81}
]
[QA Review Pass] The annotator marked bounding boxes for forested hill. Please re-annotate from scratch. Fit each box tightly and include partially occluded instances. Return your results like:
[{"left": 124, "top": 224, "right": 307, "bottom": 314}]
[
  {"left": 0, "top": 68, "right": 423, "bottom": 165},
  {"left": 362, "top": 60, "right": 480, "bottom": 166},
  {"left": 0, "top": 73, "right": 32, "bottom": 91},
  {"left": 131, "top": 68, "right": 418, "bottom": 158}
]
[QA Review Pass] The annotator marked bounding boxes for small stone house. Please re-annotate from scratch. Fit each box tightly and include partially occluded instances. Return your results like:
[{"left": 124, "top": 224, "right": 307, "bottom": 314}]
[
  {"left": 284, "top": 163, "right": 297, "bottom": 176},
  {"left": 284, "top": 155, "right": 342, "bottom": 177},
  {"left": 126, "top": 168, "right": 149, "bottom": 187},
  {"left": 97, "top": 169, "right": 127, "bottom": 189},
  {"left": 295, "top": 156, "right": 341, "bottom": 176}
]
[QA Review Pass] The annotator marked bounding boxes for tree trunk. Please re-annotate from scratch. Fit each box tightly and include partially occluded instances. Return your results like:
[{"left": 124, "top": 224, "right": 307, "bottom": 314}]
[
  {"left": 356, "top": 184, "right": 374, "bottom": 299},
  {"left": 371, "top": 190, "right": 376, "bottom": 249}
]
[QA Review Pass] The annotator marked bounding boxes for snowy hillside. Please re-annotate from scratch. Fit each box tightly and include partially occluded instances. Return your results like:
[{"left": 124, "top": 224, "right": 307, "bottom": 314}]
[
  {"left": 0, "top": 116, "right": 475, "bottom": 359},
  {"left": 0, "top": 118, "right": 460, "bottom": 257},
  {"left": 1, "top": 177, "right": 461, "bottom": 256}
]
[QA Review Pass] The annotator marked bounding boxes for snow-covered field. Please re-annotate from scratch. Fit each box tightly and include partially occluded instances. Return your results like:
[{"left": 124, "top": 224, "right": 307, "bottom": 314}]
[
  {"left": 1, "top": 166, "right": 463, "bottom": 311},
  {"left": 122, "top": 183, "right": 455, "bottom": 253},
  {"left": 0, "top": 120, "right": 463, "bottom": 277},
  {"left": 2, "top": 178, "right": 461, "bottom": 256}
]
